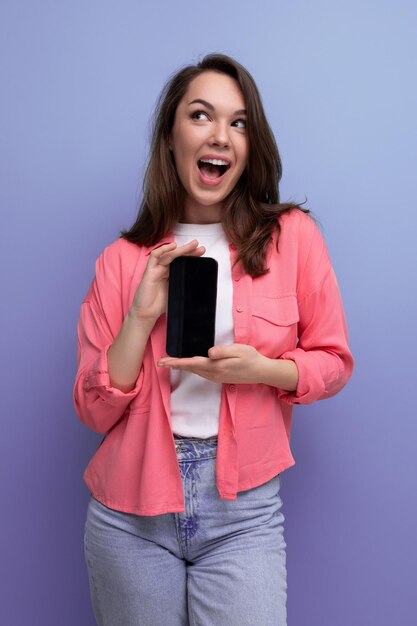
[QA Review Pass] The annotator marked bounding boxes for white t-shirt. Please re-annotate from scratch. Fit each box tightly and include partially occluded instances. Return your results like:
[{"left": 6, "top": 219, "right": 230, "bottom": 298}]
[{"left": 170, "top": 222, "right": 234, "bottom": 438}]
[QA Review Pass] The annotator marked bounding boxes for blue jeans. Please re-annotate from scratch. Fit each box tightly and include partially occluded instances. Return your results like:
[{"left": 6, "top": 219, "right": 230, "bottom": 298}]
[{"left": 84, "top": 436, "right": 287, "bottom": 625}]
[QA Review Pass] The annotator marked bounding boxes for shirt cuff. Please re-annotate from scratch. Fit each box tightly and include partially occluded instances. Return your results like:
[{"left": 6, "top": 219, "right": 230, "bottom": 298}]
[
  {"left": 276, "top": 349, "right": 336, "bottom": 405},
  {"left": 82, "top": 344, "right": 144, "bottom": 407}
]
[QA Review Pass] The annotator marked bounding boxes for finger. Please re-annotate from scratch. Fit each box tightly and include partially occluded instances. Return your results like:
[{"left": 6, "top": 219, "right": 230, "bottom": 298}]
[
  {"left": 150, "top": 240, "right": 200, "bottom": 261},
  {"left": 169, "top": 244, "right": 206, "bottom": 261},
  {"left": 158, "top": 356, "right": 210, "bottom": 369},
  {"left": 175, "top": 239, "right": 201, "bottom": 254},
  {"left": 158, "top": 241, "right": 205, "bottom": 266},
  {"left": 208, "top": 344, "right": 239, "bottom": 360},
  {"left": 150, "top": 242, "right": 178, "bottom": 258},
  {"left": 185, "top": 246, "right": 206, "bottom": 257}
]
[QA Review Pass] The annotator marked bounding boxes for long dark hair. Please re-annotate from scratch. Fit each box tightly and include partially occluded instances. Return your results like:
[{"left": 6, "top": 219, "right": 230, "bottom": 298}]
[{"left": 122, "top": 53, "right": 306, "bottom": 276}]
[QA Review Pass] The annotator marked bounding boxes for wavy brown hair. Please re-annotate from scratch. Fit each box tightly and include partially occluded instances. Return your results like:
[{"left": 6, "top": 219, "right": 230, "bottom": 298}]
[{"left": 122, "top": 53, "right": 306, "bottom": 276}]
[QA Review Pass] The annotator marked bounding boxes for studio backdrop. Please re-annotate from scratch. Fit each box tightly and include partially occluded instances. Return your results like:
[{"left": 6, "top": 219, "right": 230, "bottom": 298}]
[{"left": 1, "top": 1, "right": 416, "bottom": 624}]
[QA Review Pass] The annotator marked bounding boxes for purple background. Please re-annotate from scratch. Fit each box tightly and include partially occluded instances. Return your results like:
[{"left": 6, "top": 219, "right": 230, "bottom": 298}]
[{"left": 1, "top": 1, "right": 416, "bottom": 624}]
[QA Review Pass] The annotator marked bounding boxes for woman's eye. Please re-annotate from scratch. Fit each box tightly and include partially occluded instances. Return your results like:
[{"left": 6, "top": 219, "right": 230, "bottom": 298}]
[
  {"left": 233, "top": 119, "right": 246, "bottom": 129},
  {"left": 191, "top": 111, "right": 209, "bottom": 121}
]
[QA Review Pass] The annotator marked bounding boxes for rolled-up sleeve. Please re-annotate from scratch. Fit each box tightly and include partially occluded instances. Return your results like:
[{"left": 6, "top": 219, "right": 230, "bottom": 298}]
[
  {"left": 277, "top": 216, "right": 354, "bottom": 404},
  {"left": 73, "top": 245, "right": 144, "bottom": 433}
]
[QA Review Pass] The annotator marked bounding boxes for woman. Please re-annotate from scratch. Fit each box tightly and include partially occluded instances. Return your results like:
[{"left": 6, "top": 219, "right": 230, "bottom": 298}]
[{"left": 75, "top": 53, "right": 353, "bottom": 626}]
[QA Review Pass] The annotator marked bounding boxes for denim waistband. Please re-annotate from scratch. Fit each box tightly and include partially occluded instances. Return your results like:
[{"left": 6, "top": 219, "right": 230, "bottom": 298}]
[{"left": 173, "top": 435, "right": 218, "bottom": 461}]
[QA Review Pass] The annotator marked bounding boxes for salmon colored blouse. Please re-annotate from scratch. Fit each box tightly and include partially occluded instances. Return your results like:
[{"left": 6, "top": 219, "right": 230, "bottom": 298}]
[{"left": 74, "top": 210, "right": 353, "bottom": 515}]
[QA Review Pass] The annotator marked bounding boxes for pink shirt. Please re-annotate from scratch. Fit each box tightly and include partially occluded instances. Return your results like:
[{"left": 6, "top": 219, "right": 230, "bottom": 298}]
[{"left": 74, "top": 210, "right": 353, "bottom": 515}]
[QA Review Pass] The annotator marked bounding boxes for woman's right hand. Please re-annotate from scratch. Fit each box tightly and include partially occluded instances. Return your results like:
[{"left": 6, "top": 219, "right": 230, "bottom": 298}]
[{"left": 130, "top": 240, "right": 205, "bottom": 323}]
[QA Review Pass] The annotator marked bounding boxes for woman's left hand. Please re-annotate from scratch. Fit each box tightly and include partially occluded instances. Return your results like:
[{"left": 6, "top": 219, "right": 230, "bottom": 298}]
[{"left": 158, "top": 344, "right": 266, "bottom": 384}]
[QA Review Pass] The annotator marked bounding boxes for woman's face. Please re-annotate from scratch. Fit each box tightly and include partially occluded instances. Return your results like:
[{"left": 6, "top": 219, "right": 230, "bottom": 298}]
[{"left": 170, "top": 70, "right": 248, "bottom": 223}]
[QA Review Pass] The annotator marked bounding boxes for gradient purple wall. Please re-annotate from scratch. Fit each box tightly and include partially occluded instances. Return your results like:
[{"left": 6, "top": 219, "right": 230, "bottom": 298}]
[{"left": 1, "top": 1, "right": 416, "bottom": 624}]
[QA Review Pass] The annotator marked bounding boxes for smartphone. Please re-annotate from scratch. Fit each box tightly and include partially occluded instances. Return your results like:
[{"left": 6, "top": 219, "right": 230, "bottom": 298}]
[{"left": 166, "top": 256, "right": 218, "bottom": 358}]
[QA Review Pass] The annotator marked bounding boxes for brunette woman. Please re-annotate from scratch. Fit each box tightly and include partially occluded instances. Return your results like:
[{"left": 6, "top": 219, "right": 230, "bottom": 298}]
[{"left": 75, "top": 53, "right": 353, "bottom": 626}]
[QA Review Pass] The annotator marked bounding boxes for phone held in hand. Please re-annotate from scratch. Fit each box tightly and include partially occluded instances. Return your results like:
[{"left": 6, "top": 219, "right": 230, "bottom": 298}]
[{"left": 166, "top": 256, "right": 218, "bottom": 358}]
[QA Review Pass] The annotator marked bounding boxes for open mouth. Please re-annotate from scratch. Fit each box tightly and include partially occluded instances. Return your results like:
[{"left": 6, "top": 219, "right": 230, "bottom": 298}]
[{"left": 197, "top": 158, "right": 231, "bottom": 180}]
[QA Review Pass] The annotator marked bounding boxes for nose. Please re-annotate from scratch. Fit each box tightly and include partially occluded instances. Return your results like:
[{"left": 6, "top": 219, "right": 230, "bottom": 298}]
[{"left": 209, "top": 120, "right": 230, "bottom": 148}]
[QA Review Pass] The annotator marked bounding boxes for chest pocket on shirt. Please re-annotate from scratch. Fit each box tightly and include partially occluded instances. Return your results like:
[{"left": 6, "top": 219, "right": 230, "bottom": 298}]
[{"left": 250, "top": 294, "right": 299, "bottom": 357}]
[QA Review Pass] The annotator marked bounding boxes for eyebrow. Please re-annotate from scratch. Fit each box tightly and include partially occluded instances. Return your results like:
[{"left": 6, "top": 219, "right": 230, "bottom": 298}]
[{"left": 188, "top": 98, "right": 247, "bottom": 116}]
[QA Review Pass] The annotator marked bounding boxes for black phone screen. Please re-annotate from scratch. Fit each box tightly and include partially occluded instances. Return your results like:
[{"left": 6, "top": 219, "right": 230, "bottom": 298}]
[{"left": 166, "top": 256, "right": 218, "bottom": 357}]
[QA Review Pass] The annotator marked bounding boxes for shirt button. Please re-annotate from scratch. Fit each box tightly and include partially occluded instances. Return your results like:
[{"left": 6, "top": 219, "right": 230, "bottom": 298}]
[
  {"left": 229, "top": 384, "right": 237, "bottom": 392},
  {"left": 236, "top": 306, "right": 244, "bottom": 312}
]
